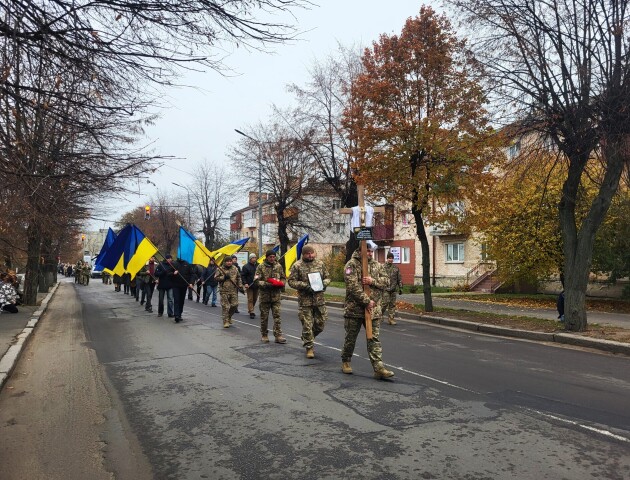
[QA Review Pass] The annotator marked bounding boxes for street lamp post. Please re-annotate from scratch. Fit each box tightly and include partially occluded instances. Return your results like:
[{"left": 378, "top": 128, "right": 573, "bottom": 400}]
[
  {"left": 172, "top": 182, "right": 191, "bottom": 227},
  {"left": 235, "top": 129, "right": 263, "bottom": 257}
]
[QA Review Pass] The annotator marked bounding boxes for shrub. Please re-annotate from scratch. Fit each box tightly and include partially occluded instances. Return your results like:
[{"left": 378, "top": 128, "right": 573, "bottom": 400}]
[{"left": 323, "top": 250, "right": 346, "bottom": 282}]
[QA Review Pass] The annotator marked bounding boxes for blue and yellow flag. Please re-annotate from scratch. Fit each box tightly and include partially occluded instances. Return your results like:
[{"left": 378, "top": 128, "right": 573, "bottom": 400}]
[
  {"left": 93, "top": 227, "right": 116, "bottom": 272},
  {"left": 178, "top": 227, "right": 213, "bottom": 266},
  {"left": 212, "top": 237, "right": 249, "bottom": 265},
  {"left": 283, "top": 234, "right": 309, "bottom": 277},
  {"left": 177, "top": 226, "right": 249, "bottom": 267},
  {"left": 99, "top": 224, "right": 158, "bottom": 279}
]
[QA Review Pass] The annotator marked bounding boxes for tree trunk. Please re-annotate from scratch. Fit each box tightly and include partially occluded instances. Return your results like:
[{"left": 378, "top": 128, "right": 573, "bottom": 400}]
[
  {"left": 560, "top": 141, "right": 625, "bottom": 331},
  {"left": 412, "top": 205, "right": 433, "bottom": 312},
  {"left": 40, "top": 234, "right": 56, "bottom": 292},
  {"left": 24, "top": 222, "right": 42, "bottom": 306}
]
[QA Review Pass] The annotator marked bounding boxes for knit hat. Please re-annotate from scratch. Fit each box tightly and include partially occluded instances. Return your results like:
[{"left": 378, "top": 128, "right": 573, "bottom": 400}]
[
  {"left": 387, "top": 252, "right": 394, "bottom": 259},
  {"left": 249, "top": 253, "right": 257, "bottom": 259},
  {"left": 265, "top": 249, "right": 277, "bottom": 257}
]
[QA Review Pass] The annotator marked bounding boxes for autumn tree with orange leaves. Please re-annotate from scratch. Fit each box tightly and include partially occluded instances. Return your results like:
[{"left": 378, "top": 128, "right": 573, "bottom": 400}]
[{"left": 343, "top": 7, "right": 501, "bottom": 311}]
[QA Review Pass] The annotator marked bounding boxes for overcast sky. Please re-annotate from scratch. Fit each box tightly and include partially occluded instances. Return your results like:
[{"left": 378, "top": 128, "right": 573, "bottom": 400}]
[{"left": 93, "top": 1, "right": 441, "bottom": 229}]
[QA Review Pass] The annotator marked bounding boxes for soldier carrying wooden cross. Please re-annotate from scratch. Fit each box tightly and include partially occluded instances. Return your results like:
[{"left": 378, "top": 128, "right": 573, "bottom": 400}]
[{"left": 338, "top": 185, "right": 395, "bottom": 380}]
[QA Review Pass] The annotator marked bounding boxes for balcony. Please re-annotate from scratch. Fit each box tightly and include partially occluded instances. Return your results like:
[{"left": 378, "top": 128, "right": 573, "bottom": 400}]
[
  {"left": 243, "top": 218, "right": 257, "bottom": 228},
  {"left": 372, "top": 224, "right": 394, "bottom": 241}
]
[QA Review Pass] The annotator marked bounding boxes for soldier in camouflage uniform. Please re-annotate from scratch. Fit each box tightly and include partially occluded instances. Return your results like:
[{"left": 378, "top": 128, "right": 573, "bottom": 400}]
[
  {"left": 74, "top": 261, "right": 82, "bottom": 284},
  {"left": 82, "top": 262, "right": 91, "bottom": 286},
  {"left": 215, "top": 256, "right": 242, "bottom": 328},
  {"left": 255, "top": 250, "right": 286, "bottom": 344},
  {"left": 341, "top": 243, "right": 395, "bottom": 380},
  {"left": 382, "top": 251, "right": 403, "bottom": 325},
  {"left": 288, "top": 245, "right": 331, "bottom": 358}
]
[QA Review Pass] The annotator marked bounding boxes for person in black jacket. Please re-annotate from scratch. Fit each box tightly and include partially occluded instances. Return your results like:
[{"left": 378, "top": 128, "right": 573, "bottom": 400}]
[
  {"left": 202, "top": 258, "right": 219, "bottom": 306},
  {"left": 155, "top": 255, "right": 175, "bottom": 318},
  {"left": 241, "top": 253, "right": 259, "bottom": 319},
  {"left": 170, "top": 257, "right": 194, "bottom": 323}
]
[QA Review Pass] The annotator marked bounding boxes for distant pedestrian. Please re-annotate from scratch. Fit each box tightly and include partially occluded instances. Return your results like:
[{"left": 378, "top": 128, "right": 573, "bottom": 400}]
[
  {"left": 382, "top": 252, "right": 403, "bottom": 325},
  {"left": 557, "top": 291, "right": 565, "bottom": 322}
]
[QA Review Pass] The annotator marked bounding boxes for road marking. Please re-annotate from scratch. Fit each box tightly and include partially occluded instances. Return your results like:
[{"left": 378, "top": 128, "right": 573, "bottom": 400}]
[{"left": 531, "top": 410, "right": 630, "bottom": 443}]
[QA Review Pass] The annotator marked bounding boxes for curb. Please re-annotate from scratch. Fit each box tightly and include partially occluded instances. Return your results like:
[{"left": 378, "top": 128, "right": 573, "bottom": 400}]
[
  {"left": 282, "top": 295, "right": 630, "bottom": 356},
  {"left": 0, "top": 282, "right": 60, "bottom": 390}
]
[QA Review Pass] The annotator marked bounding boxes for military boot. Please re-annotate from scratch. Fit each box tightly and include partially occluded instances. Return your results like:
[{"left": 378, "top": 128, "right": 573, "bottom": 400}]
[
  {"left": 388, "top": 319, "right": 397, "bottom": 325},
  {"left": 261, "top": 335, "right": 269, "bottom": 343},
  {"left": 275, "top": 335, "right": 287, "bottom": 344},
  {"left": 306, "top": 347, "right": 315, "bottom": 359},
  {"left": 374, "top": 367, "right": 395, "bottom": 380},
  {"left": 341, "top": 362, "right": 353, "bottom": 374},
  {"left": 223, "top": 321, "right": 230, "bottom": 328}
]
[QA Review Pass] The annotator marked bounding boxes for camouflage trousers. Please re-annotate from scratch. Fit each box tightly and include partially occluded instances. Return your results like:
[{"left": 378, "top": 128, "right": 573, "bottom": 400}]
[
  {"left": 298, "top": 304, "right": 328, "bottom": 349},
  {"left": 341, "top": 316, "right": 383, "bottom": 371},
  {"left": 221, "top": 291, "right": 238, "bottom": 323},
  {"left": 260, "top": 300, "right": 282, "bottom": 337},
  {"left": 382, "top": 290, "right": 398, "bottom": 322}
]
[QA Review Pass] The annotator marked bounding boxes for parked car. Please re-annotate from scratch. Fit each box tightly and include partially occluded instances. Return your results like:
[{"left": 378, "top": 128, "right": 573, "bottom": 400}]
[{"left": 91, "top": 267, "right": 103, "bottom": 279}]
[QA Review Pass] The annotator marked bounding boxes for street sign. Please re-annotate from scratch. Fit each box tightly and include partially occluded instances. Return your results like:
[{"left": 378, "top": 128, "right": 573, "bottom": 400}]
[{"left": 354, "top": 227, "right": 373, "bottom": 240}]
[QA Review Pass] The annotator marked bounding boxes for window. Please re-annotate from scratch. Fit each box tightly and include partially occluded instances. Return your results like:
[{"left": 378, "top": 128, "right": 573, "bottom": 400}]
[
  {"left": 508, "top": 141, "right": 521, "bottom": 159},
  {"left": 446, "top": 243, "right": 464, "bottom": 263},
  {"left": 402, "top": 213, "right": 410, "bottom": 226},
  {"left": 401, "top": 247, "right": 411, "bottom": 264},
  {"left": 332, "top": 245, "right": 345, "bottom": 256},
  {"left": 332, "top": 199, "right": 342, "bottom": 209},
  {"left": 334, "top": 222, "right": 345, "bottom": 234}
]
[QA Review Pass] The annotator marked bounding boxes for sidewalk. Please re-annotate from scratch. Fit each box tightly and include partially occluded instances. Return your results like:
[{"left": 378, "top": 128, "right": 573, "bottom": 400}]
[{"left": 0, "top": 285, "right": 58, "bottom": 389}]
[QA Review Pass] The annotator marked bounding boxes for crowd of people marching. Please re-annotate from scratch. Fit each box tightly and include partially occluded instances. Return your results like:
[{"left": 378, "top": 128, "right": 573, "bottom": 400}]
[{"left": 76, "top": 243, "right": 405, "bottom": 381}]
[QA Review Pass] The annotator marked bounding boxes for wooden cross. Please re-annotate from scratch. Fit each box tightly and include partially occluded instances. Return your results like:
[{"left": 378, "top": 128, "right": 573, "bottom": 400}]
[{"left": 338, "top": 184, "right": 386, "bottom": 340}]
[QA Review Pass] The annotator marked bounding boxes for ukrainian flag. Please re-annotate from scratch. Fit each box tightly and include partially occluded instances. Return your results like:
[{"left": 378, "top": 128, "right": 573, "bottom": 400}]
[
  {"left": 94, "top": 227, "right": 116, "bottom": 273},
  {"left": 178, "top": 226, "right": 213, "bottom": 266},
  {"left": 99, "top": 224, "right": 158, "bottom": 279},
  {"left": 283, "top": 234, "right": 309, "bottom": 277},
  {"left": 212, "top": 237, "right": 249, "bottom": 265}
]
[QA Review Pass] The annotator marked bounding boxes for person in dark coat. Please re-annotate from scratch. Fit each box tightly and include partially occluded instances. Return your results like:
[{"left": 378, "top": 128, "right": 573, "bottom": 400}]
[
  {"left": 202, "top": 258, "right": 219, "bottom": 306},
  {"left": 241, "top": 253, "right": 260, "bottom": 319},
  {"left": 170, "top": 257, "right": 194, "bottom": 323},
  {"left": 155, "top": 255, "right": 175, "bottom": 317}
]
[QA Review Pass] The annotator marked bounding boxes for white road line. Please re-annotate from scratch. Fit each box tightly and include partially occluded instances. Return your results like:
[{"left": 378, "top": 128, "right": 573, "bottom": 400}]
[{"left": 531, "top": 410, "right": 630, "bottom": 443}]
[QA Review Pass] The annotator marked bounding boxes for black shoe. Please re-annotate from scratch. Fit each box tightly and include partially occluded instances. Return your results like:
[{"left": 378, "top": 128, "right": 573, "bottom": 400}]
[
  {"left": 175, "top": 317, "right": 182, "bottom": 323},
  {"left": 146, "top": 308, "right": 153, "bottom": 313},
  {"left": 235, "top": 309, "right": 240, "bottom": 313},
  {"left": 203, "top": 301, "right": 208, "bottom": 305},
  {"left": 157, "top": 313, "right": 163, "bottom": 317},
  {"left": 168, "top": 314, "right": 174, "bottom": 318},
  {"left": 249, "top": 312, "right": 255, "bottom": 319},
  {"left": 211, "top": 304, "right": 217, "bottom": 307},
  {"left": 140, "top": 301, "right": 144, "bottom": 305}
]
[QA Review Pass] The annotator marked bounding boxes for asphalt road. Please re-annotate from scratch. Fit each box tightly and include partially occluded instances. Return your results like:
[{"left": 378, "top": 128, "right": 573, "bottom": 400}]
[{"left": 2, "top": 280, "right": 630, "bottom": 479}]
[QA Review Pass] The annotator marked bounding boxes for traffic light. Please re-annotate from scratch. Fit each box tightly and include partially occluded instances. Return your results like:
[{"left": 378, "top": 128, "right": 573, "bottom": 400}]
[{"left": 144, "top": 205, "right": 151, "bottom": 220}]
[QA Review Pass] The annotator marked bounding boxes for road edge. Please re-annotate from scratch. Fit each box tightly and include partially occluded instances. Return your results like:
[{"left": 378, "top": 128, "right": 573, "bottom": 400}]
[{"left": 0, "top": 282, "right": 60, "bottom": 390}]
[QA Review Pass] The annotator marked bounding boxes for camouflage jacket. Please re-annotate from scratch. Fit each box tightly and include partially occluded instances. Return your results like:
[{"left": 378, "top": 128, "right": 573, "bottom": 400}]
[
  {"left": 288, "top": 258, "right": 330, "bottom": 307},
  {"left": 215, "top": 265, "right": 242, "bottom": 294},
  {"left": 383, "top": 263, "right": 403, "bottom": 292},
  {"left": 255, "top": 261, "right": 285, "bottom": 302},
  {"left": 343, "top": 250, "right": 388, "bottom": 319}
]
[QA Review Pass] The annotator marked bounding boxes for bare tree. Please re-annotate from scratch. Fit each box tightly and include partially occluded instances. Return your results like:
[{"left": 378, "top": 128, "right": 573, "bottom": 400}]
[
  {"left": 450, "top": 0, "right": 630, "bottom": 331},
  {"left": 187, "top": 162, "right": 235, "bottom": 250},
  {"left": 231, "top": 114, "right": 320, "bottom": 255},
  {"left": 287, "top": 44, "right": 364, "bottom": 259}
]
